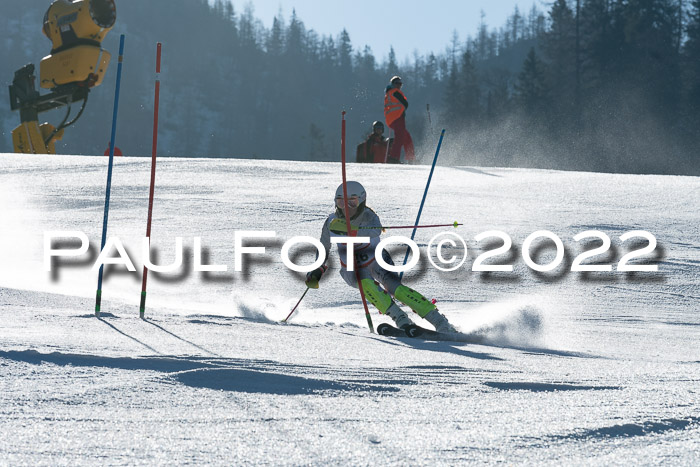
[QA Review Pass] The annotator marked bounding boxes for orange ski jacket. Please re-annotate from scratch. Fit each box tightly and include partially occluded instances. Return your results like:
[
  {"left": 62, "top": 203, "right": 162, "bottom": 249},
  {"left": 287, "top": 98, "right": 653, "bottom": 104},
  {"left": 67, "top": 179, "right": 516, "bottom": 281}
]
[{"left": 384, "top": 87, "right": 408, "bottom": 127}]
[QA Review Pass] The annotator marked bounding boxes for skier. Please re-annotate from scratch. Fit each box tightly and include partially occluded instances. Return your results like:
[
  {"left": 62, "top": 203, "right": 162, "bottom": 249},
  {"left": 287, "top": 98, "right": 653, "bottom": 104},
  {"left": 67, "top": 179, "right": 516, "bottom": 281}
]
[
  {"left": 356, "top": 121, "right": 390, "bottom": 163},
  {"left": 383, "top": 76, "right": 415, "bottom": 164},
  {"left": 305, "top": 181, "right": 456, "bottom": 333}
]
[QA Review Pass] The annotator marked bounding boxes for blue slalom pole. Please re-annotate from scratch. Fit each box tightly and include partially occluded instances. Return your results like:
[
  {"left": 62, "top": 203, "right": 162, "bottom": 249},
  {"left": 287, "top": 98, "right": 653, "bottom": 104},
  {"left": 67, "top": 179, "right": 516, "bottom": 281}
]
[
  {"left": 95, "top": 34, "right": 125, "bottom": 317},
  {"left": 399, "top": 129, "right": 445, "bottom": 280}
]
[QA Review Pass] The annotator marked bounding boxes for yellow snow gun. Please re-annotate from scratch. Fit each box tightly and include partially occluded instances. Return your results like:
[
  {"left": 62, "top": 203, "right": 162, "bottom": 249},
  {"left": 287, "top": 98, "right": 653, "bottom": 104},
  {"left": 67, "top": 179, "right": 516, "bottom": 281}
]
[{"left": 8, "top": 0, "right": 116, "bottom": 154}]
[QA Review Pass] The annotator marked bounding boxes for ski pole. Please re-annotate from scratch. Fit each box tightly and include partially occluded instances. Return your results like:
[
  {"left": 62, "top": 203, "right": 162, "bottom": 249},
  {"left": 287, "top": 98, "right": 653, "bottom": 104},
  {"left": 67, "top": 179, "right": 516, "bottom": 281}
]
[
  {"left": 282, "top": 287, "right": 310, "bottom": 323},
  {"left": 399, "top": 129, "right": 445, "bottom": 280},
  {"left": 95, "top": 34, "right": 125, "bottom": 318},
  {"left": 356, "top": 222, "right": 462, "bottom": 231}
]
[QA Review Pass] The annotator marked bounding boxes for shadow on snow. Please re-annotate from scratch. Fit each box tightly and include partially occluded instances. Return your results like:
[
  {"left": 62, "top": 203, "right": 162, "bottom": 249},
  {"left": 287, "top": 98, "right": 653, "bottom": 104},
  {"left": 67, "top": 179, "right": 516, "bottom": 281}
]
[
  {"left": 550, "top": 417, "right": 700, "bottom": 440},
  {"left": 0, "top": 350, "right": 399, "bottom": 396},
  {"left": 483, "top": 381, "right": 621, "bottom": 392}
]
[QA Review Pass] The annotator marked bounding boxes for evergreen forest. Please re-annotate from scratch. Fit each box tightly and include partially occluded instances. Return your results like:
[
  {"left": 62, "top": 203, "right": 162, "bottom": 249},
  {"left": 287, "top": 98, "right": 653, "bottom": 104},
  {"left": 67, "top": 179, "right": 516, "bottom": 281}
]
[{"left": 1, "top": 0, "right": 699, "bottom": 175}]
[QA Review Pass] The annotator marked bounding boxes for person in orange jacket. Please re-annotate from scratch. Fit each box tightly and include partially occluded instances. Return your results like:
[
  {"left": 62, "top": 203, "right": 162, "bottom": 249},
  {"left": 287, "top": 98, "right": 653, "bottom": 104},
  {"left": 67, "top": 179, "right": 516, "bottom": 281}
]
[
  {"left": 356, "top": 121, "right": 390, "bottom": 163},
  {"left": 383, "top": 76, "right": 415, "bottom": 164}
]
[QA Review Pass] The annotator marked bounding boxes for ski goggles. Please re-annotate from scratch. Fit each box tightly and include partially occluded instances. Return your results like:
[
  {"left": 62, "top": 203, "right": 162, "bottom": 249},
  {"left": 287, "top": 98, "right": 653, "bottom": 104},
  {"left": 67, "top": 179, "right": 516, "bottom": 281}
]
[{"left": 335, "top": 196, "right": 360, "bottom": 209}]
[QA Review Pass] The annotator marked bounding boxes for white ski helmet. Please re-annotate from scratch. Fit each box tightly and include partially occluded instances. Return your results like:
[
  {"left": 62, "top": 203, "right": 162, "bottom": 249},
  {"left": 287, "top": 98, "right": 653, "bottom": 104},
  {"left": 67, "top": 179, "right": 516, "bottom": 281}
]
[
  {"left": 335, "top": 181, "right": 366, "bottom": 203},
  {"left": 334, "top": 181, "right": 366, "bottom": 218}
]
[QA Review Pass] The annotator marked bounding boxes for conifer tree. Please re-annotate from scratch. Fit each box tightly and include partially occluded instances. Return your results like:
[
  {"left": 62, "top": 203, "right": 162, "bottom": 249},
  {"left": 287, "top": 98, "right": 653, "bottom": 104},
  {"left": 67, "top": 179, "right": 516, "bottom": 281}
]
[
  {"left": 684, "top": 0, "right": 700, "bottom": 112},
  {"left": 542, "top": 0, "right": 576, "bottom": 119},
  {"left": 443, "top": 58, "right": 461, "bottom": 125},
  {"left": 515, "top": 48, "right": 548, "bottom": 116},
  {"left": 386, "top": 47, "right": 399, "bottom": 76},
  {"left": 458, "top": 50, "right": 481, "bottom": 125},
  {"left": 338, "top": 29, "right": 353, "bottom": 75}
]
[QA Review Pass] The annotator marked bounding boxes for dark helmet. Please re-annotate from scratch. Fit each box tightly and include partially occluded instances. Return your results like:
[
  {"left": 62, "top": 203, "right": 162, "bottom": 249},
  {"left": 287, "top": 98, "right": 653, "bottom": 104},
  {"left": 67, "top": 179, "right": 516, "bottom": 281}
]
[
  {"left": 390, "top": 75, "right": 402, "bottom": 85},
  {"left": 372, "top": 121, "right": 384, "bottom": 132}
]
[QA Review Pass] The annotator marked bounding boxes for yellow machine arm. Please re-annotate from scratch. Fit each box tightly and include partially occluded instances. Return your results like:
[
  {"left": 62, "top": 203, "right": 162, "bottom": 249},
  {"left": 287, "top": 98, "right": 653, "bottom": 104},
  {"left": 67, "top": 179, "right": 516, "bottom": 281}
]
[{"left": 8, "top": 0, "right": 116, "bottom": 154}]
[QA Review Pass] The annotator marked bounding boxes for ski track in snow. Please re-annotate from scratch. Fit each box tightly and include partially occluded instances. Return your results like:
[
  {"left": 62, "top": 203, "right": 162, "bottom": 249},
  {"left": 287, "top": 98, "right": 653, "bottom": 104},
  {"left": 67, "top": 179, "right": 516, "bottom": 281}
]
[{"left": 1, "top": 154, "right": 699, "bottom": 465}]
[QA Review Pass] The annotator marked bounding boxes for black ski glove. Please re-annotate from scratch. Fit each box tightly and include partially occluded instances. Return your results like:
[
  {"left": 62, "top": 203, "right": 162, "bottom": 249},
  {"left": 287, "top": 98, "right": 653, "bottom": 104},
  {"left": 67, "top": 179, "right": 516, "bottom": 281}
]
[{"left": 305, "top": 265, "right": 328, "bottom": 289}]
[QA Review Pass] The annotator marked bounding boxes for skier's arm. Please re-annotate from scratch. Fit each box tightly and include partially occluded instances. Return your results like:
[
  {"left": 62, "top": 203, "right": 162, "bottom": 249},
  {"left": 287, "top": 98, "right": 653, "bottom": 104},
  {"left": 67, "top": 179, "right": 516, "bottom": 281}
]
[
  {"left": 319, "top": 216, "right": 332, "bottom": 265},
  {"left": 359, "top": 209, "right": 383, "bottom": 238},
  {"left": 306, "top": 217, "right": 332, "bottom": 288},
  {"left": 393, "top": 90, "right": 408, "bottom": 109}
]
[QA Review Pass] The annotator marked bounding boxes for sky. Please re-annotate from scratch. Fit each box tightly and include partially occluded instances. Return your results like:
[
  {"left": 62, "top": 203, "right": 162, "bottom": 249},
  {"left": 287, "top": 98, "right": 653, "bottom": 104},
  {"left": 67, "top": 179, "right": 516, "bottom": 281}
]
[{"left": 226, "top": 0, "right": 535, "bottom": 61}]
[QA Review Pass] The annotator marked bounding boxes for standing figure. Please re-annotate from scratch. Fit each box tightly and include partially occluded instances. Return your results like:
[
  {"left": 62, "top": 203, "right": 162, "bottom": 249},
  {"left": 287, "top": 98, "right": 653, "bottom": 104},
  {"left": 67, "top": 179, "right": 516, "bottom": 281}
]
[
  {"left": 356, "top": 121, "right": 390, "bottom": 163},
  {"left": 383, "top": 76, "right": 415, "bottom": 164}
]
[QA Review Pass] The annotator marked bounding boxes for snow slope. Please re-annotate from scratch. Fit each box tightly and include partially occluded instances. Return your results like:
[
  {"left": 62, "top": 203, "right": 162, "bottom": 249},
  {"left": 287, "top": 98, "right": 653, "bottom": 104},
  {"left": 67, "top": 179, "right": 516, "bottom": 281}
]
[{"left": 1, "top": 154, "right": 699, "bottom": 465}]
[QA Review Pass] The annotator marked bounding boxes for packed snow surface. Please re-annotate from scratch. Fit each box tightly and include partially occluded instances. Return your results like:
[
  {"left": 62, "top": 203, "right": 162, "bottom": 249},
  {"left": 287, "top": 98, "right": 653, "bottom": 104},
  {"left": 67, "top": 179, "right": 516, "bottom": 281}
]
[{"left": 1, "top": 154, "right": 699, "bottom": 465}]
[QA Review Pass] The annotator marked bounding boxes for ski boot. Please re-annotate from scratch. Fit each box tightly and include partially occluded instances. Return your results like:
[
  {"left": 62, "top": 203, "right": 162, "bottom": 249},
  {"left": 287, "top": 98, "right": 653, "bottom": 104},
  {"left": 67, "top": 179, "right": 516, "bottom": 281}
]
[
  {"left": 423, "top": 309, "right": 457, "bottom": 333},
  {"left": 385, "top": 302, "right": 414, "bottom": 330},
  {"left": 394, "top": 285, "right": 456, "bottom": 333}
]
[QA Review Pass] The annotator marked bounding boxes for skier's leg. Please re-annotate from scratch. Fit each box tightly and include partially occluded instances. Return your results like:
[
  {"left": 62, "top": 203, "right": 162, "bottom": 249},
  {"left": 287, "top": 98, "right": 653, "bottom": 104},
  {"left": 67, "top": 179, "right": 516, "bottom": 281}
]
[
  {"left": 363, "top": 278, "right": 414, "bottom": 329},
  {"left": 393, "top": 285, "right": 435, "bottom": 318},
  {"left": 359, "top": 278, "right": 392, "bottom": 311},
  {"left": 339, "top": 267, "right": 359, "bottom": 288},
  {"left": 371, "top": 251, "right": 447, "bottom": 325},
  {"left": 360, "top": 278, "right": 413, "bottom": 329},
  {"left": 367, "top": 254, "right": 455, "bottom": 332},
  {"left": 388, "top": 115, "right": 405, "bottom": 162},
  {"left": 404, "top": 128, "right": 415, "bottom": 162},
  {"left": 369, "top": 249, "right": 402, "bottom": 295},
  {"left": 340, "top": 265, "right": 410, "bottom": 327},
  {"left": 394, "top": 285, "right": 456, "bottom": 332},
  {"left": 358, "top": 256, "right": 412, "bottom": 328}
]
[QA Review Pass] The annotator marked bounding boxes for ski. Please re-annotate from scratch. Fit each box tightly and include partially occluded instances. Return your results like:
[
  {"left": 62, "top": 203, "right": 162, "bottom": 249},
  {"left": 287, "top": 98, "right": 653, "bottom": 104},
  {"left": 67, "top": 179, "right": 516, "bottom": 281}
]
[
  {"left": 377, "top": 322, "right": 410, "bottom": 337},
  {"left": 377, "top": 322, "right": 441, "bottom": 339},
  {"left": 377, "top": 322, "right": 482, "bottom": 343}
]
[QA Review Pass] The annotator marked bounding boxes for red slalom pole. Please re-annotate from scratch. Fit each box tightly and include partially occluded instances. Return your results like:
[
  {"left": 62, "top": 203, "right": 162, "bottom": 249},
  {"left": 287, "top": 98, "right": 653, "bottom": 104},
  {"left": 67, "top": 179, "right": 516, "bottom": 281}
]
[
  {"left": 341, "top": 111, "right": 374, "bottom": 333},
  {"left": 140, "top": 42, "right": 162, "bottom": 319}
]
